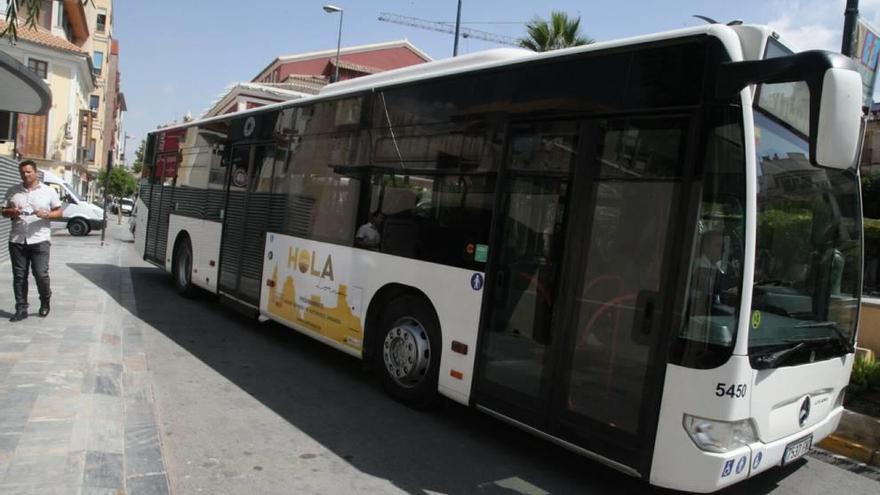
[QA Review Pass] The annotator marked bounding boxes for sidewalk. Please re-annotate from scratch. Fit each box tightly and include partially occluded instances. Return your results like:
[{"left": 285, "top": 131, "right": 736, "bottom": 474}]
[{"left": 0, "top": 218, "right": 169, "bottom": 494}]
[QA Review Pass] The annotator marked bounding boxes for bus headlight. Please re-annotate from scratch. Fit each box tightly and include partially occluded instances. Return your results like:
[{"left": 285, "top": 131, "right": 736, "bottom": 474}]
[{"left": 683, "top": 414, "right": 757, "bottom": 453}]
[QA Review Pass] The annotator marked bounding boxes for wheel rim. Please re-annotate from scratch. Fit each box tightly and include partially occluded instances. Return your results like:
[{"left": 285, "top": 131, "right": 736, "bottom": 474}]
[
  {"left": 177, "top": 248, "right": 191, "bottom": 288},
  {"left": 382, "top": 317, "right": 431, "bottom": 389}
]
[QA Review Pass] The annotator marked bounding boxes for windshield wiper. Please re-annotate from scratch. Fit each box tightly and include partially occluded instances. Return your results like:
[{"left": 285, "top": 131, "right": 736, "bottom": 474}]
[
  {"left": 752, "top": 342, "right": 806, "bottom": 369},
  {"left": 793, "top": 321, "right": 855, "bottom": 353}
]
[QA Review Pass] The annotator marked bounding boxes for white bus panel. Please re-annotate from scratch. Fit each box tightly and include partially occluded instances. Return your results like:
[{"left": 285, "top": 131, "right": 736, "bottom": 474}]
[{"left": 167, "top": 214, "right": 223, "bottom": 292}]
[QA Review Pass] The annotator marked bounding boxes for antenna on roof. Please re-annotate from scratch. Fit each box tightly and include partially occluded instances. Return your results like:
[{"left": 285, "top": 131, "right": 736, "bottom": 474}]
[
  {"left": 693, "top": 15, "right": 743, "bottom": 26},
  {"left": 693, "top": 15, "right": 719, "bottom": 24}
]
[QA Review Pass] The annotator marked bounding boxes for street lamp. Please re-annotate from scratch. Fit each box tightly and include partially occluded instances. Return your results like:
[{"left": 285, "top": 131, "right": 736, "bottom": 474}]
[
  {"left": 122, "top": 133, "right": 133, "bottom": 168},
  {"left": 323, "top": 4, "right": 344, "bottom": 83}
]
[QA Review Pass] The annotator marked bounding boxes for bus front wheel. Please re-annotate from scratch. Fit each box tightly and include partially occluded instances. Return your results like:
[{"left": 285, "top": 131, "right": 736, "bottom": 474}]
[
  {"left": 173, "top": 237, "right": 196, "bottom": 298},
  {"left": 376, "top": 295, "right": 441, "bottom": 408}
]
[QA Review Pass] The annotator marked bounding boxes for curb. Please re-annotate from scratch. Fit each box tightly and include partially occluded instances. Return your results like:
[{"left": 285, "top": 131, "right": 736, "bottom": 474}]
[{"left": 817, "top": 434, "right": 880, "bottom": 466}]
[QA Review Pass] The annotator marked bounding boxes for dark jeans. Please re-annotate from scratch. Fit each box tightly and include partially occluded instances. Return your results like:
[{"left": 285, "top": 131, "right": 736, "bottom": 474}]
[{"left": 9, "top": 241, "right": 51, "bottom": 311}]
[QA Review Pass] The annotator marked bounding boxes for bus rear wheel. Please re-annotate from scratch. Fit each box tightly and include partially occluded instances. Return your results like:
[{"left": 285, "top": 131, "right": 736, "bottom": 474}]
[
  {"left": 376, "top": 295, "right": 441, "bottom": 408},
  {"left": 173, "top": 237, "right": 196, "bottom": 298}
]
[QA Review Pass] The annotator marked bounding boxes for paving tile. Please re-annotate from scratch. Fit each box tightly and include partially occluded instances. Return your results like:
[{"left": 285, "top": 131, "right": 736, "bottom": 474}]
[
  {"left": 92, "top": 375, "right": 120, "bottom": 397},
  {"left": 2, "top": 453, "right": 67, "bottom": 484},
  {"left": 19, "top": 343, "right": 60, "bottom": 358},
  {"left": 0, "top": 343, "right": 28, "bottom": 353},
  {"left": 89, "top": 393, "right": 123, "bottom": 421},
  {"left": 88, "top": 344, "right": 119, "bottom": 364},
  {"left": 123, "top": 354, "right": 146, "bottom": 373},
  {"left": 85, "top": 419, "right": 123, "bottom": 455},
  {"left": 127, "top": 472, "right": 170, "bottom": 495},
  {"left": 0, "top": 390, "right": 38, "bottom": 433},
  {"left": 83, "top": 487, "right": 125, "bottom": 495},
  {"left": 0, "top": 482, "right": 79, "bottom": 495},
  {"left": 28, "top": 393, "right": 79, "bottom": 423},
  {"left": 125, "top": 423, "right": 164, "bottom": 477},
  {"left": 0, "top": 433, "right": 21, "bottom": 452},
  {"left": 82, "top": 451, "right": 123, "bottom": 490},
  {"left": 66, "top": 449, "right": 85, "bottom": 485},
  {"left": 13, "top": 420, "right": 74, "bottom": 457}
]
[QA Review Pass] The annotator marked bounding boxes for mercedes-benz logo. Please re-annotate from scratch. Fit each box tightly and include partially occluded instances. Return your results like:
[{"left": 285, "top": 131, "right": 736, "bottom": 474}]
[{"left": 798, "top": 396, "right": 811, "bottom": 427}]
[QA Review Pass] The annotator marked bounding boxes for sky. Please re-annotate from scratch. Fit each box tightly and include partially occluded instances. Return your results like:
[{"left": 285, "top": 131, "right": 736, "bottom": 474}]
[{"left": 114, "top": 0, "right": 880, "bottom": 164}]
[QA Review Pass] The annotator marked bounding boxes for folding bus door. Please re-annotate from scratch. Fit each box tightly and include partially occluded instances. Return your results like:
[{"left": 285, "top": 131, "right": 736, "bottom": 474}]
[
  {"left": 218, "top": 143, "right": 275, "bottom": 306},
  {"left": 476, "top": 116, "right": 692, "bottom": 473}
]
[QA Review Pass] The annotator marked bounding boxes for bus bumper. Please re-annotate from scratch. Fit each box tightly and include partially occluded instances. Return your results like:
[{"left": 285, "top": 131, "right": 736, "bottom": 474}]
[
  {"left": 747, "top": 405, "right": 842, "bottom": 478},
  {"left": 650, "top": 406, "right": 843, "bottom": 493}
]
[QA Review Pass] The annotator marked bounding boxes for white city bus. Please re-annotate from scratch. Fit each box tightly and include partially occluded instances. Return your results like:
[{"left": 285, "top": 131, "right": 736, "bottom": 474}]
[{"left": 135, "top": 23, "right": 864, "bottom": 492}]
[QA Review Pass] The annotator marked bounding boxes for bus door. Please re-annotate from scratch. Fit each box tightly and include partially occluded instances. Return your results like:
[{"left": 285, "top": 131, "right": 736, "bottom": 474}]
[
  {"left": 475, "top": 116, "right": 691, "bottom": 472},
  {"left": 218, "top": 143, "right": 275, "bottom": 306}
]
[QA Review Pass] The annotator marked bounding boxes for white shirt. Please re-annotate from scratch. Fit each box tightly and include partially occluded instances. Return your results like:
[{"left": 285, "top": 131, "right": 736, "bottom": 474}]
[{"left": 4, "top": 182, "right": 61, "bottom": 244}]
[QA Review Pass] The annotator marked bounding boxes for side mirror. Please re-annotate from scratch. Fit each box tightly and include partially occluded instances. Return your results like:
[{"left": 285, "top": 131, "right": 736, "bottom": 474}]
[
  {"left": 717, "top": 50, "right": 863, "bottom": 169},
  {"left": 815, "top": 68, "right": 863, "bottom": 168}
]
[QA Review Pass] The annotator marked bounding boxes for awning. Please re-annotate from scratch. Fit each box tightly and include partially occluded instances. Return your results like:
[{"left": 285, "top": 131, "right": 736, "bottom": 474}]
[{"left": 0, "top": 49, "right": 51, "bottom": 115}]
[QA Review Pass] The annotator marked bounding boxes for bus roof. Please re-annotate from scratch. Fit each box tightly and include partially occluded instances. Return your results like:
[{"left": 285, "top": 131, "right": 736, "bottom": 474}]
[{"left": 150, "top": 23, "right": 757, "bottom": 136}]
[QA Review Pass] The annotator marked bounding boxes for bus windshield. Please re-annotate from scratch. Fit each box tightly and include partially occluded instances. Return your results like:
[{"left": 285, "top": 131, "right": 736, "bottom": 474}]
[{"left": 750, "top": 112, "right": 861, "bottom": 368}]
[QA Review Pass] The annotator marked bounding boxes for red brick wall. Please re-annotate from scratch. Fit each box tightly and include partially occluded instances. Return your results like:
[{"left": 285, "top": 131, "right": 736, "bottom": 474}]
[{"left": 274, "top": 46, "right": 427, "bottom": 82}]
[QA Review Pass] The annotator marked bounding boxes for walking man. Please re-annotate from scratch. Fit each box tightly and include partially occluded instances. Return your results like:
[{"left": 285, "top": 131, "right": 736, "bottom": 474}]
[{"left": 1, "top": 160, "right": 62, "bottom": 321}]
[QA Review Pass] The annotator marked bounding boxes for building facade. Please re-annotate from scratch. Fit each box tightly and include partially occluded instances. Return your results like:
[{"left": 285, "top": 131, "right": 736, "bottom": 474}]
[
  {"left": 85, "top": 0, "right": 124, "bottom": 176},
  {"left": 203, "top": 40, "right": 431, "bottom": 118},
  {"left": 0, "top": 0, "right": 124, "bottom": 199}
]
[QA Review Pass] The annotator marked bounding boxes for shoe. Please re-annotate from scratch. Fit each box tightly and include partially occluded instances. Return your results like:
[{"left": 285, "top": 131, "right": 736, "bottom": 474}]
[
  {"left": 38, "top": 303, "right": 49, "bottom": 317},
  {"left": 9, "top": 310, "right": 27, "bottom": 322}
]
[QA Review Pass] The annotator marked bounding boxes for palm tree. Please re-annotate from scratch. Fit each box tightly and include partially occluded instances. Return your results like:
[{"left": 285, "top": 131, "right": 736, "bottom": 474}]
[{"left": 519, "top": 11, "right": 594, "bottom": 52}]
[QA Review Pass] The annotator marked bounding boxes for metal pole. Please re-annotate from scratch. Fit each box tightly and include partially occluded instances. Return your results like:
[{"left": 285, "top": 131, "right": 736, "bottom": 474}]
[
  {"left": 333, "top": 11, "right": 343, "bottom": 82},
  {"left": 453, "top": 0, "right": 462, "bottom": 57},
  {"left": 842, "top": 0, "right": 859, "bottom": 56},
  {"left": 100, "top": 150, "right": 111, "bottom": 246}
]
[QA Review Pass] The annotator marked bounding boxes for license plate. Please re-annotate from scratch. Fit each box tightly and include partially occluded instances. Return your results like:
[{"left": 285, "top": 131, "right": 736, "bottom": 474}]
[{"left": 782, "top": 434, "right": 813, "bottom": 465}]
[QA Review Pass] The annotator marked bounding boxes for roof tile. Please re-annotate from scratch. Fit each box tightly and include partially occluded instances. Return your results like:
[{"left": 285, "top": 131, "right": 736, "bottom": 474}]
[{"left": 0, "top": 20, "right": 84, "bottom": 54}]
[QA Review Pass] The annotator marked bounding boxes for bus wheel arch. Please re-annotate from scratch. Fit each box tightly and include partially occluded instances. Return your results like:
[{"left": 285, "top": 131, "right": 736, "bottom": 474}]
[
  {"left": 171, "top": 232, "right": 197, "bottom": 298},
  {"left": 365, "top": 284, "right": 442, "bottom": 408}
]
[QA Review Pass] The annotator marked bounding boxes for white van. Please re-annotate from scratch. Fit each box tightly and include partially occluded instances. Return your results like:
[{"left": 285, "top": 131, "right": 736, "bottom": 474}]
[{"left": 39, "top": 170, "right": 105, "bottom": 236}]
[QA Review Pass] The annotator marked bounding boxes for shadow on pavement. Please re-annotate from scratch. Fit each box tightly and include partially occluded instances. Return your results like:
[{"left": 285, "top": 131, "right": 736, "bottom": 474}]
[{"left": 68, "top": 262, "right": 813, "bottom": 495}]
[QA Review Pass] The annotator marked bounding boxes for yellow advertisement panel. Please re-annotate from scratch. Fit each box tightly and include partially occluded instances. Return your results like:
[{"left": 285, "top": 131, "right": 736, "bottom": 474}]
[{"left": 263, "top": 233, "right": 364, "bottom": 352}]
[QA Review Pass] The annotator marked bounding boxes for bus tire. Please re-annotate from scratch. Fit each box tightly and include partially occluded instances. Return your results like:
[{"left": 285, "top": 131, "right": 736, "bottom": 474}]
[
  {"left": 67, "top": 218, "right": 90, "bottom": 236},
  {"left": 375, "top": 295, "right": 441, "bottom": 408},
  {"left": 173, "top": 237, "right": 197, "bottom": 298}
]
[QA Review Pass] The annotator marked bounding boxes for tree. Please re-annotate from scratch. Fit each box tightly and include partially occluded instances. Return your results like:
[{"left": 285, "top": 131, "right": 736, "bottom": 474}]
[
  {"left": 98, "top": 166, "right": 137, "bottom": 199},
  {"left": 132, "top": 139, "right": 145, "bottom": 175},
  {"left": 518, "top": 11, "right": 594, "bottom": 52},
  {"left": 1, "top": 1, "right": 92, "bottom": 40}
]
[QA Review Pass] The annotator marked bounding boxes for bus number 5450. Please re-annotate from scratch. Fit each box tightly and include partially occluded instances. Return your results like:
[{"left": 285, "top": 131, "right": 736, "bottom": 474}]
[{"left": 716, "top": 383, "right": 747, "bottom": 398}]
